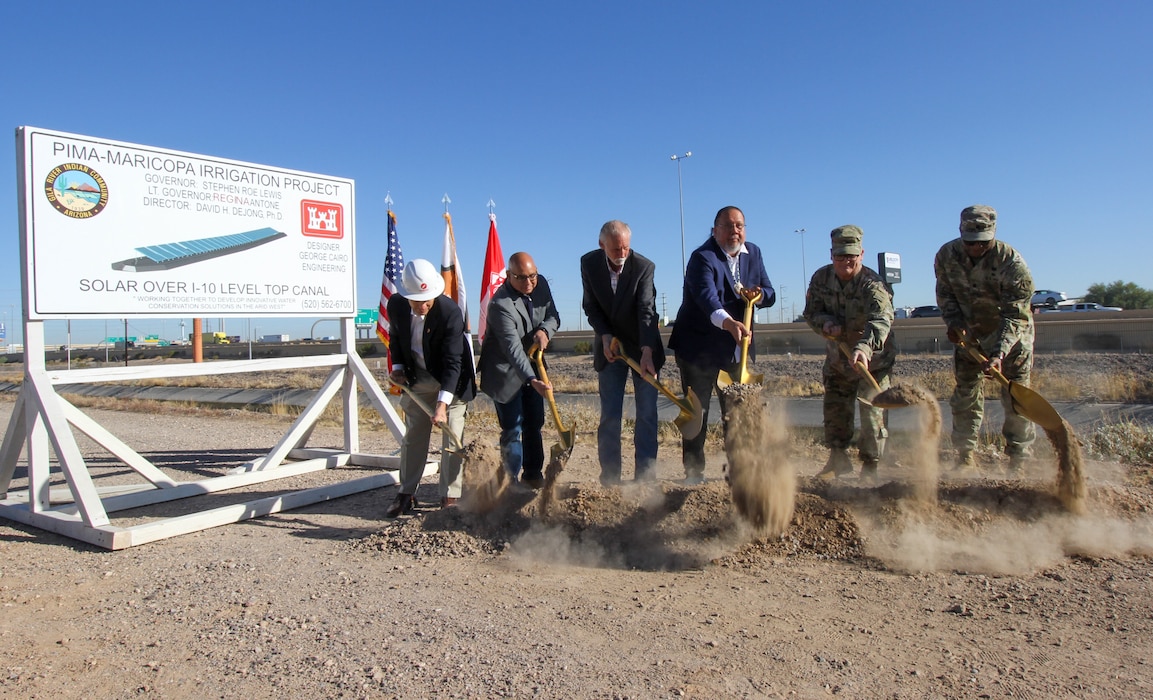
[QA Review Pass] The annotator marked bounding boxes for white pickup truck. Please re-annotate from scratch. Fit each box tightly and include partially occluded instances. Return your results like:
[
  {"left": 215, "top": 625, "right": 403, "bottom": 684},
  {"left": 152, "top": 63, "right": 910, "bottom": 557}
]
[{"left": 1045, "top": 302, "right": 1123, "bottom": 313}]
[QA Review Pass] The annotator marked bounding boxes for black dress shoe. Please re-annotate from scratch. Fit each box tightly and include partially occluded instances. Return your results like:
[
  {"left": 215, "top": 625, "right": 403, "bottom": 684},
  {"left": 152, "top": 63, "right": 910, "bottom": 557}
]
[{"left": 385, "top": 493, "right": 416, "bottom": 519}]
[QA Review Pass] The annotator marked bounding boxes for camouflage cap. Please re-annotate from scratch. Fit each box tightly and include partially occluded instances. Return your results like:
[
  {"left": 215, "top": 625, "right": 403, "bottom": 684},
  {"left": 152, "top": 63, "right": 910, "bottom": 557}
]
[
  {"left": 959, "top": 204, "right": 997, "bottom": 242},
  {"left": 830, "top": 225, "right": 863, "bottom": 256}
]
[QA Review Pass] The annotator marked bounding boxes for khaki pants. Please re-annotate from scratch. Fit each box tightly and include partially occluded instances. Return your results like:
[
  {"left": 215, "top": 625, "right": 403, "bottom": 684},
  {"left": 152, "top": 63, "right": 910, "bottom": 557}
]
[{"left": 398, "top": 368, "right": 468, "bottom": 498}]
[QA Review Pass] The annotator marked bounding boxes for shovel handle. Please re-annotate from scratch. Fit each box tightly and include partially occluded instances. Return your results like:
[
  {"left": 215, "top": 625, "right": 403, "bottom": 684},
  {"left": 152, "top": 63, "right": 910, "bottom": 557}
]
[
  {"left": 609, "top": 339, "right": 690, "bottom": 410},
  {"left": 530, "top": 345, "right": 569, "bottom": 435},
  {"left": 386, "top": 377, "right": 465, "bottom": 452},
  {"left": 735, "top": 293, "right": 757, "bottom": 376},
  {"left": 954, "top": 330, "right": 1012, "bottom": 389},
  {"left": 833, "top": 340, "right": 883, "bottom": 395}
]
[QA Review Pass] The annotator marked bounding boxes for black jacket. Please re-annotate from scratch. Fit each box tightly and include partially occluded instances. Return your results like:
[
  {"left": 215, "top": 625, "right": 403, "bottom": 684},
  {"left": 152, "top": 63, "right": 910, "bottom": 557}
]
[
  {"left": 580, "top": 250, "right": 665, "bottom": 373},
  {"left": 387, "top": 294, "right": 477, "bottom": 402}
]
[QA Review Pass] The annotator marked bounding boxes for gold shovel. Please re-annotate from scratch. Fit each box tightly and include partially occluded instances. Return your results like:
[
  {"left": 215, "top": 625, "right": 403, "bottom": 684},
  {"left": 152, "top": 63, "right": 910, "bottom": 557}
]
[
  {"left": 955, "top": 329, "right": 1064, "bottom": 431},
  {"left": 832, "top": 339, "right": 888, "bottom": 408},
  {"left": 530, "top": 344, "right": 575, "bottom": 460},
  {"left": 609, "top": 339, "right": 705, "bottom": 441},
  {"left": 717, "top": 289, "right": 765, "bottom": 388},
  {"left": 385, "top": 377, "right": 465, "bottom": 453}
]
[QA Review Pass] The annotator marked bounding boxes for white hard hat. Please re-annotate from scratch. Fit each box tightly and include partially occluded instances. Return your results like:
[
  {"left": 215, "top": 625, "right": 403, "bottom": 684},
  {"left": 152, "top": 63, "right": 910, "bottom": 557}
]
[{"left": 400, "top": 259, "right": 445, "bottom": 301}]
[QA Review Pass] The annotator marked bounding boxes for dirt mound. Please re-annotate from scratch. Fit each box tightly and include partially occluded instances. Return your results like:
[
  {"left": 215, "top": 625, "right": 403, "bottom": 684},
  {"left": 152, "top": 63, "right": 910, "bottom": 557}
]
[
  {"left": 351, "top": 469, "right": 1153, "bottom": 576},
  {"left": 352, "top": 481, "right": 865, "bottom": 570}
]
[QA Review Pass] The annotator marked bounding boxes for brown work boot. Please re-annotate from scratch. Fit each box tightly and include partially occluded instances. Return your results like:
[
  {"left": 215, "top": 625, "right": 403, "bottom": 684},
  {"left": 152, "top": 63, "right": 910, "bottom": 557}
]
[
  {"left": 1007, "top": 454, "right": 1026, "bottom": 474},
  {"left": 860, "top": 458, "right": 879, "bottom": 484},
  {"left": 817, "top": 449, "right": 853, "bottom": 480},
  {"left": 440, "top": 496, "right": 459, "bottom": 508},
  {"left": 951, "top": 451, "right": 978, "bottom": 477},
  {"left": 385, "top": 493, "right": 416, "bottom": 519}
]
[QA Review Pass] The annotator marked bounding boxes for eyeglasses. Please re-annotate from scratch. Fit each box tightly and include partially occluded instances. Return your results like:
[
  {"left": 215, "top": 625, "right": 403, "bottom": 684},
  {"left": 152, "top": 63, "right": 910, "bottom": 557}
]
[
  {"left": 509, "top": 272, "right": 539, "bottom": 282},
  {"left": 962, "top": 239, "right": 991, "bottom": 247},
  {"left": 834, "top": 254, "right": 860, "bottom": 262}
]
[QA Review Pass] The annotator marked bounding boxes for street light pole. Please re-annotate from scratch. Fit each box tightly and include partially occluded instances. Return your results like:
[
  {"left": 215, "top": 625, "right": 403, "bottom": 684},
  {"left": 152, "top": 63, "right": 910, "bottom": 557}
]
[
  {"left": 795, "top": 228, "right": 807, "bottom": 289},
  {"left": 671, "top": 151, "right": 693, "bottom": 273}
]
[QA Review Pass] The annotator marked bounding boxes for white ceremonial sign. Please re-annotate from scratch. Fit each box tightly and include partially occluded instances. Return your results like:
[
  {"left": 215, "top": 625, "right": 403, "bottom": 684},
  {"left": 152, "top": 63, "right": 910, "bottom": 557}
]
[{"left": 17, "top": 126, "right": 356, "bottom": 319}]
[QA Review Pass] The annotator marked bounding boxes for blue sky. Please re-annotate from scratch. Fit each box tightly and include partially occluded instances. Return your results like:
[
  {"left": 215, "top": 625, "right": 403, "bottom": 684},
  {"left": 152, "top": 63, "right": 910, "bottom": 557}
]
[{"left": 2, "top": 1, "right": 1150, "bottom": 346}]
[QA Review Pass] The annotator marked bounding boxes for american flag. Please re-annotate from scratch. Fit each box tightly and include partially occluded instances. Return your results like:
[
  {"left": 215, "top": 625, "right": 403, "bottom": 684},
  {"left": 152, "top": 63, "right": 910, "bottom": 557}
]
[{"left": 376, "top": 210, "right": 404, "bottom": 367}]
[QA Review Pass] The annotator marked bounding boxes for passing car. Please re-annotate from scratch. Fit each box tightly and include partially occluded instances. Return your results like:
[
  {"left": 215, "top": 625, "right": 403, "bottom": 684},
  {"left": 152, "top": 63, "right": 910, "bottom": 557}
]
[
  {"left": 909, "top": 305, "right": 943, "bottom": 318},
  {"left": 1061, "top": 302, "right": 1122, "bottom": 312},
  {"left": 1031, "top": 289, "right": 1066, "bottom": 307}
]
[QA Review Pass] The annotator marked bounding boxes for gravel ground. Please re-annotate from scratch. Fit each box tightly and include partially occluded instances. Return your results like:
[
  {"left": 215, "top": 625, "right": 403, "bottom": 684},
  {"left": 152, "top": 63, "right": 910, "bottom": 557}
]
[{"left": 1, "top": 354, "right": 1152, "bottom": 698}]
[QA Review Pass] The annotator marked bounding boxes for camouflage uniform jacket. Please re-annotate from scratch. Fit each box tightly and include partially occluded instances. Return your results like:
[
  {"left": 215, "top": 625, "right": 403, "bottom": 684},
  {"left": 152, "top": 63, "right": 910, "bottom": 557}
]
[
  {"left": 934, "top": 238, "right": 1034, "bottom": 358},
  {"left": 803, "top": 265, "right": 896, "bottom": 375}
]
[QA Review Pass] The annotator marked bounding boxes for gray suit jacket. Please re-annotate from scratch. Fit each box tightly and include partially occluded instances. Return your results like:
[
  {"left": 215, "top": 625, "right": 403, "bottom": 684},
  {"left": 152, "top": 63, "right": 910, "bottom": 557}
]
[
  {"left": 580, "top": 250, "right": 665, "bottom": 373},
  {"left": 477, "top": 276, "right": 561, "bottom": 404}
]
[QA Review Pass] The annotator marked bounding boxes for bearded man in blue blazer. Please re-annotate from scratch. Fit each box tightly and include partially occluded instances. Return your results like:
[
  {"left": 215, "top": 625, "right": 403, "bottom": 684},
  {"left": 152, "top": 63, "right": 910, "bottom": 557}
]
[{"left": 669, "top": 206, "right": 775, "bottom": 484}]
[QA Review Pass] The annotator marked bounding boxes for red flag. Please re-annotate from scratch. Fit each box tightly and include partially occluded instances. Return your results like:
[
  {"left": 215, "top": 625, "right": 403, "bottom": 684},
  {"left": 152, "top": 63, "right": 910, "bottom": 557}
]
[
  {"left": 478, "top": 213, "right": 506, "bottom": 344},
  {"left": 376, "top": 210, "right": 404, "bottom": 369}
]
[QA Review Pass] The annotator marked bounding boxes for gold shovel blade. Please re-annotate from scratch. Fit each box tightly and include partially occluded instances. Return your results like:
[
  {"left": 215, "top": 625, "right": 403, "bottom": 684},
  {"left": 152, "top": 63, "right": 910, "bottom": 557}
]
[
  {"left": 1008, "top": 382, "right": 1064, "bottom": 431},
  {"left": 549, "top": 442, "right": 571, "bottom": 463},
  {"left": 717, "top": 368, "right": 763, "bottom": 387},
  {"left": 672, "top": 388, "right": 705, "bottom": 441}
]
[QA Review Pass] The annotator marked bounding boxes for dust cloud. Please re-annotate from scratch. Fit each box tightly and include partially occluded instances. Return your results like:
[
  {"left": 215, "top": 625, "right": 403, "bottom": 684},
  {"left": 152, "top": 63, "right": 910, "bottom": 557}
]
[
  {"left": 1047, "top": 418, "right": 1087, "bottom": 514},
  {"left": 858, "top": 509, "right": 1153, "bottom": 575},
  {"left": 720, "top": 383, "right": 796, "bottom": 534},
  {"left": 371, "top": 384, "right": 1141, "bottom": 578},
  {"left": 459, "top": 441, "right": 507, "bottom": 514},
  {"left": 874, "top": 384, "right": 941, "bottom": 503}
]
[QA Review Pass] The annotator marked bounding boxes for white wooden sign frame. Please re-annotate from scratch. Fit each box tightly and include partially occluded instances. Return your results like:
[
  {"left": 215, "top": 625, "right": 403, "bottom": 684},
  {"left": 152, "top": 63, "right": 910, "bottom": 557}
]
[{"left": 0, "top": 318, "right": 424, "bottom": 550}]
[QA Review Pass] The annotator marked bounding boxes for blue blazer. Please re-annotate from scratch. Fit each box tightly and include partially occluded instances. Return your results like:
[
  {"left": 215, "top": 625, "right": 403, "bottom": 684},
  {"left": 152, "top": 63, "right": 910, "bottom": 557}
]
[{"left": 668, "top": 236, "right": 775, "bottom": 370}]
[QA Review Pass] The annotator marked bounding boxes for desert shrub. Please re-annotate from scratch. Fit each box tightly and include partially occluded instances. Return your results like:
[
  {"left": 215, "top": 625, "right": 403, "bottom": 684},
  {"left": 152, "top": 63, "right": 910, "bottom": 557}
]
[
  {"left": 1085, "top": 421, "right": 1153, "bottom": 466},
  {"left": 573, "top": 341, "right": 592, "bottom": 354},
  {"left": 357, "top": 343, "right": 377, "bottom": 357}
]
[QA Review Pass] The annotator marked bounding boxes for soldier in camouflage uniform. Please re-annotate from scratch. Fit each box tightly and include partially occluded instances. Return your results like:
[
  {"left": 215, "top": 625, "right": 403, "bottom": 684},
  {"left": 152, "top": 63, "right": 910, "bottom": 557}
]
[
  {"left": 803, "top": 225, "right": 896, "bottom": 481},
  {"left": 934, "top": 204, "right": 1035, "bottom": 473}
]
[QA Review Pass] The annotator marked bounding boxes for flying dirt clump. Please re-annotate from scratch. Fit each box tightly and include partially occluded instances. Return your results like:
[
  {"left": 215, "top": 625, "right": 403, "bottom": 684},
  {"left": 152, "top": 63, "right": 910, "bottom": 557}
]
[
  {"left": 871, "top": 383, "right": 941, "bottom": 503},
  {"left": 719, "top": 382, "right": 796, "bottom": 535},
  {"left": 1046, "top": 417, "right": 1087, "bottom": 515},
  {"left": 536, "top": 445, "right": 570, "bottom": 520},
  {"left": 459, "top": 440, "right": 507, "bottom": 514}
]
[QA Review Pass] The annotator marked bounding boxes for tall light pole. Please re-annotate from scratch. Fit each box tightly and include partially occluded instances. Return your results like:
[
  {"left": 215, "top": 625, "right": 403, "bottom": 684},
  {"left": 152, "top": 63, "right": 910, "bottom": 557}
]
[
  {"left": 671, "top": 151, "right": 693, "bottom": 273},
  {"left": 795, "top": 228, "right": 807, "bottom": 289}
]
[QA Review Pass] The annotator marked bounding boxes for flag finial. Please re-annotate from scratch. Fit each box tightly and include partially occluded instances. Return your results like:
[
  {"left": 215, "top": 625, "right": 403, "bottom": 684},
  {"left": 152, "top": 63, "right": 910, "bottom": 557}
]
[
  {"left": 442, "top": 193, "right": 451, "bottom": 213},
  {"left": 384, "top": 192, "right": 393, "bottom": 210},
  {"left": 487, "top": 198, "right": 496, "bottom": 216}
]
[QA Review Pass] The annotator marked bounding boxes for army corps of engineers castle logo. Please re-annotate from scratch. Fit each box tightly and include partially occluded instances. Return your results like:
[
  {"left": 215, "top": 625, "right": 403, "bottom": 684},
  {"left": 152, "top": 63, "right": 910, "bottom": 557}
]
[{"left": 44, "top": 163, "right": 109, "bottom": 219}]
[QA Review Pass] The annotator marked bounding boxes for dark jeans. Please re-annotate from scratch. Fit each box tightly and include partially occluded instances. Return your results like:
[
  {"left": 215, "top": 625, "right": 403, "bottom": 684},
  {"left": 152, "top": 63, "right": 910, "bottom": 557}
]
[
  {"left": 596, "top": 359, "right": 659, "bottom": 484},
  {"left": 676, "top": 355, "right": 732, "bottom": 477},
  {"left": 493, "top": 384, "right": 546, "bottom": 480}
]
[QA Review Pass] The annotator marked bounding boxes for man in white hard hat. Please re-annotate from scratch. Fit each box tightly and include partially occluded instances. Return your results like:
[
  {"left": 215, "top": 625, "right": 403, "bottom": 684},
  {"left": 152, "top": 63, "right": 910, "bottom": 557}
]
[{"left": 385, "top": 259, "right": 477, "bottom": 518}]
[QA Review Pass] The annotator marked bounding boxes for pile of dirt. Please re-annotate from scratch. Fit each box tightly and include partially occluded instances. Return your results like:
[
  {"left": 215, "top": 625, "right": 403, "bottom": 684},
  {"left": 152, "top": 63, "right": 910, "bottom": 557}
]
[{"left": 351, "top": 481, "right": 867, "bottom": 570}]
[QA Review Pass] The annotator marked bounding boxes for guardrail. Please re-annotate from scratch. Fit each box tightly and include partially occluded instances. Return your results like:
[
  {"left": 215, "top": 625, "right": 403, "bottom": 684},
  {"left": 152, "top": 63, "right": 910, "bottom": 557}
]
[{"left": 5, "top": 309, "right": 1153, "bottom": 364}]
